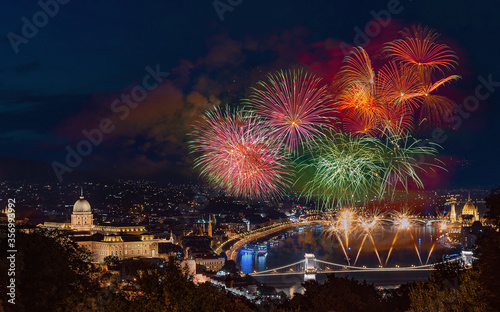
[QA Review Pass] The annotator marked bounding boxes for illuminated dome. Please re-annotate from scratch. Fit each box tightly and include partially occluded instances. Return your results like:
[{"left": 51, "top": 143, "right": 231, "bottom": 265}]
[
  {"left": 73, "top": 189, "right": 92, "bottom": 213},
  {"left": 461, "top": 193, "right": 479, "bottom": 222},
  {"left": 462, "top": 201, "right": 476, "bottom": 215}
]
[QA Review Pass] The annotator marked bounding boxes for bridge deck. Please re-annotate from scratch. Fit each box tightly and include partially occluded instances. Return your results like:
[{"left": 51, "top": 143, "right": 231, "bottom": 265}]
[{"left": 249, "top": 256, "right": 460, "bottom": 277}]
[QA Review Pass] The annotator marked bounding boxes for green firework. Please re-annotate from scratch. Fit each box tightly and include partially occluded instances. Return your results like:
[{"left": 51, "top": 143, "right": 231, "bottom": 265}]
[
  {"left": 299, "top": 130, "right": 443, "bottom": 208},
  {"left": 299, "top": 132, "right": 384, "bottom": 207}
]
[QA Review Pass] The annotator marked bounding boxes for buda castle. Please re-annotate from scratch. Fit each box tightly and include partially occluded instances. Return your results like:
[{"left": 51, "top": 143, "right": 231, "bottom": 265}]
[{"left": 41, "top": 189, "right": 163, "bottom": 263}]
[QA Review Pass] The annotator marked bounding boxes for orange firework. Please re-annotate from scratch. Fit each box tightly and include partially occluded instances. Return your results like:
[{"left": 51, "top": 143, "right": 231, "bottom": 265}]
[
  {"left": 378, "top": 61, "right": 422, "bottom": 111},
  {"left": 335, "top": 26, "right": 460, "bottom": 131},
  {"left": 337, "top": 83, "right": 382, "bottom": 118},
  {"left": 335, "top": 48, "right": 385, "bottom": 132},
  {"left": 339, "top": 47, "right": 376, "bottom": 89},
  {"left": 382, "top": 25, "right": 461, "bottom": 127},
  {"left": 384, "top": 25, "right": 458, "bottom": 78},
  {"left": 415, "top": 75, "right": 461, "bottom": 126}
]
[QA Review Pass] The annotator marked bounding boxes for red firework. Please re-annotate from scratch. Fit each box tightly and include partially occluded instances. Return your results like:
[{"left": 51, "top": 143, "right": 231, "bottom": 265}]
[
  {"left": 189, "top": 106, "right": 291, "bottom": 199},
  {"left": 245, "top": 69, "right": 334, "bottom": 152},
  {"left": 342, "top": 112, "right": 379, "bottom": 137}
]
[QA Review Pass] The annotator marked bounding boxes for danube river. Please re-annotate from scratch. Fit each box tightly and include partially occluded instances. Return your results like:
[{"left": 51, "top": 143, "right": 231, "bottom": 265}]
[{"left": 236, "top": 224, "right": 459, "bottom": 295}]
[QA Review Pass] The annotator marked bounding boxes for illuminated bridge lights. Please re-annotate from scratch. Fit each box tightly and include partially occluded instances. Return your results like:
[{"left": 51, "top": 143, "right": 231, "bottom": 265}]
[{"left": 249, "top": 253, "right": 464, "bottom": 277}]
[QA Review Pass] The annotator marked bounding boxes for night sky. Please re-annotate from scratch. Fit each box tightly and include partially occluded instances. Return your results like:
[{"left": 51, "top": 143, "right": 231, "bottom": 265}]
[{"left": 0, "top": 0, "right": 499, "bottom": 188}]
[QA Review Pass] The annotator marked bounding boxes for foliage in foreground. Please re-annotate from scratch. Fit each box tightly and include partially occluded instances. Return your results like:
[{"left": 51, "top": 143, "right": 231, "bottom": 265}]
[
  {"left": 0, "top": 229, "right": 99, "bottom": 312},
  {"left": 281, "top": 275, "right": 388, "bottom": 312},
  {"left": 408, "top": 264, "right": 493, "bottom": 312}
]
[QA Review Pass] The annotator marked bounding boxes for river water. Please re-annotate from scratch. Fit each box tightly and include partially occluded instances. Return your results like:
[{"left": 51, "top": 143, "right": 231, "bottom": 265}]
[{"left": 237, "top": 224, "right": 459, "bottom": 294}]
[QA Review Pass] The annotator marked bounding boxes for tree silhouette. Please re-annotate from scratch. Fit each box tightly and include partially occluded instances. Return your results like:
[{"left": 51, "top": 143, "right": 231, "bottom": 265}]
[
  {"left": 284, "top": 274, "right": 387, "bottom": 312},
  {"left": 0, "top": 229, "right": 99, "bottom": 312},
  {"left": 485, "top": 186, "right": 500, "bottom": 226}
]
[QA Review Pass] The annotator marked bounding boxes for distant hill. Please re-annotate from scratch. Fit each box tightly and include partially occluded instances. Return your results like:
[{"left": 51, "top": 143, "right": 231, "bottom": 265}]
[{"left": 0, "top": 156, "right": 114, "bottom": 183}]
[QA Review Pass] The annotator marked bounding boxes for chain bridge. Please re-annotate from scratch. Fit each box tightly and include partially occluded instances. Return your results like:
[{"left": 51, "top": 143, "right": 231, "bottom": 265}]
[{"left": 249, "top": 251, "right": 474, "bottom": 280}]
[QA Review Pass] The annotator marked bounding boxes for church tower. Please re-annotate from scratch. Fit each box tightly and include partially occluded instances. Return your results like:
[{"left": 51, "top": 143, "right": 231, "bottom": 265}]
[
  {"left": 449, "top": 202, "right": 457, "bottom": 223},
  {"left": 71, "top": 188, "right": 93, "bottom": 231},
  {"left": 208, "top": 215, "right": 213, "bottom": 237}
]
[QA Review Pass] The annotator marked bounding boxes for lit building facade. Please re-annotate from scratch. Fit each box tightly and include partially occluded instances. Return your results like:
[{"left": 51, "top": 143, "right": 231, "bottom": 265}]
[
  {"left": 195, "top": 256, "right": 225, "bottom": 272},
  {"left": 461, "top": 193, "right": 480, "bottom": 222},
  {"left": 74, "top": 233, "right": 159, "bottom": 263},
  {"left": 449, "top": 202, "right": 457, "bottom": 223},
  {"left": 42, "top": 190, "right": 147, "bottom": 234},
  {"left": 447, "top": 193, "right": 480, "bottom": 224},
  {"left": 41, "top": 190, "right": 161, "bottom": 263}
]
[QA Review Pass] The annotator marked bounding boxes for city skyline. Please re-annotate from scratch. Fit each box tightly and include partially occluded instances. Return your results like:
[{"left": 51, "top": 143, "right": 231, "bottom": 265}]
[{"left": 2, "top": 2, "right": 500, "bottom": 311}]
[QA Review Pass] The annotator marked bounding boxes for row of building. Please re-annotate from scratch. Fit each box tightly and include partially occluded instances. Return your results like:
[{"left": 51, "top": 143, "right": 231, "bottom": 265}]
[{"left": 39, "top": 190, "right": 225, "bottom": 272}]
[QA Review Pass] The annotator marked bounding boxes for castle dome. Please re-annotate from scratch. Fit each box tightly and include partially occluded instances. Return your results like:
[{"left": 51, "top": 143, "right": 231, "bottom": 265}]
[{"left": 73, "top": 189, "right": 92, "bottom": 213}]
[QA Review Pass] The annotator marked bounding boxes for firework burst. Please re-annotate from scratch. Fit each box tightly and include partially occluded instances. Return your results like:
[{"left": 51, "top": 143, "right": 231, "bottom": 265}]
[
  {"left": 354, "top": 209, "right": 383, "bottom": 266},
  {"left": 384, "top": 25, "right": 458, "bottom": 77},
  {"left": 383, "top": 25, "right": 461, "bottom": 127},
  {"left": 336, "top": 48, "right": 383, "bottom": 123},
  {"left": 299, "top": 131, "right": 384, "bottom": 207},
  {"left": 377, "top": 61, "right": 422, "bottom": 111},
  {"left": 189, "top": 25, "right": 457, "bottom": 203},
  {"left": 378, "top": 127, "right": 444, "bottom": 198},
  {"left": 335, "top": 28, "right": 460, "bottom": 131},
  {"left": 416, "top": 75, "right": 461, "bottom": 126},
  {"left": 245, "top": 69, "right": 334, "bottom": 152},
  {"left": 299, "top": 128, "right": 442, "bottom": 206},
  {"left": 189, "top": 106, "right": 291, "bottom": 199}
]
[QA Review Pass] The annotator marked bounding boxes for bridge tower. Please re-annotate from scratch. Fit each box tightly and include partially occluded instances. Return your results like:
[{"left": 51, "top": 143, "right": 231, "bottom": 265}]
[
  {"left": 304, "top": 253, "right": 316, "bottom": 281},
  {"left": 461, "top": 250, "right": 474, "bottom": 267}
]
